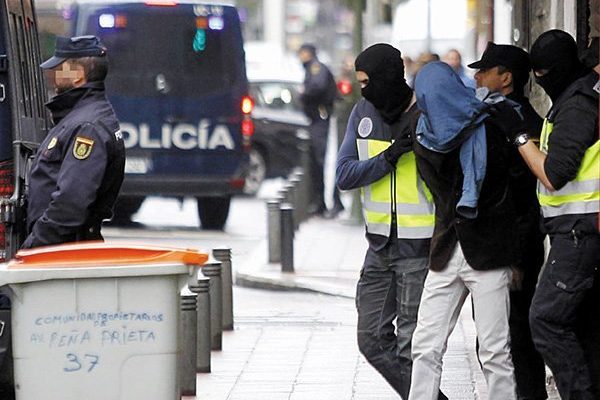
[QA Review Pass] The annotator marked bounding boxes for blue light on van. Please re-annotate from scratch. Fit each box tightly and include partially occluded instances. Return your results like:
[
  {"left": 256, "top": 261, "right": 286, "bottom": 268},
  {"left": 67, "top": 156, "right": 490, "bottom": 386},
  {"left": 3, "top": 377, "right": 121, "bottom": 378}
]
[
  {"left": 99, "top": 14, "right": 115, "bottom": 28},
  {"left": 193, "top": 29, "right": 206, "bottom": 52},
  {"left": 208, "top": 16, "right": 224, "bottom": 30}
]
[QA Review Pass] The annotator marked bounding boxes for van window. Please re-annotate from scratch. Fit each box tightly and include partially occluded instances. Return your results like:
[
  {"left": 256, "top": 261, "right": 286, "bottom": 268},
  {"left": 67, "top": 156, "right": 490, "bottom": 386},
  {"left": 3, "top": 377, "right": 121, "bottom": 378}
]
[{"left": 82, "top": 4, "right": 245, "bottom": 97}]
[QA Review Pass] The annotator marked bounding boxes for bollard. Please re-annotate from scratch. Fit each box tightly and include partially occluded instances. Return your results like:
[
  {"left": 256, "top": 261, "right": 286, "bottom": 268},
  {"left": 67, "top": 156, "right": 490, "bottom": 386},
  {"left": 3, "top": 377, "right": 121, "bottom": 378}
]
[
  {"left": 202, "top": 262, "right": 223, "bottom": 350},
  {"left": 292, "top": 168, "right": 309, "bottom": 223},
  {"left": 179, "top": 287, "right": 197, "bottom": 396},
  {"left": 284, "top": 181, "right": 299, "bottom": 230},
  {"left": 212, "top": 247, "right": 234, "bottom": 331},
  {"left": 278, "top": 187, "right": 292, "bottom": 204},
  {"left": 280, "top": 203, "right": 295, "bottom": 272},
  {"left": 267, "top": 198, "right": 282, "bottom": 263},
  {"left": 297, "top": 130, "right": 312, "bottom": 214},
  {"left": 188, "top": 277, "right": 211, "bottom": 372},
  {"left": 288, "top": 175, "right": 302, "bottom": 230}
]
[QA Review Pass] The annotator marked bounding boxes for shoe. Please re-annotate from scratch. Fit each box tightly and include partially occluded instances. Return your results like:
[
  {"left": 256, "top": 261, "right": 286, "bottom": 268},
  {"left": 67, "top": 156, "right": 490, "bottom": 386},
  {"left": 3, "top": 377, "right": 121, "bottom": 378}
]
[
  {"left": 324, "top": 206, "right": 344, "bottom": 219},
  {"left": 307, "top": 203, "right": 327, "bottom": 216}
]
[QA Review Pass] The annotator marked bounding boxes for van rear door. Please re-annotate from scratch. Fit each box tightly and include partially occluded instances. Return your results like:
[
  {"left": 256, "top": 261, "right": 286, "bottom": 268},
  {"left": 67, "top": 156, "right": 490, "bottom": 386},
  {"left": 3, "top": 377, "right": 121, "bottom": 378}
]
[
  {"left": 76, "top": 3, "right": 249, "bottom": 196},
  {"left": 0, "top": 0, "right": 47, "bottom": 260}
]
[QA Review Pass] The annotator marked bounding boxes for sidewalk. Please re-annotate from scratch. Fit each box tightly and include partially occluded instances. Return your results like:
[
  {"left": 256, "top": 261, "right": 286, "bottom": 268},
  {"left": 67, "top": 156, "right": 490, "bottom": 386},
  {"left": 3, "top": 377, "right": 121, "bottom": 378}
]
[{"left": 232, "top": 215, "right": 486, "bottom": 399}]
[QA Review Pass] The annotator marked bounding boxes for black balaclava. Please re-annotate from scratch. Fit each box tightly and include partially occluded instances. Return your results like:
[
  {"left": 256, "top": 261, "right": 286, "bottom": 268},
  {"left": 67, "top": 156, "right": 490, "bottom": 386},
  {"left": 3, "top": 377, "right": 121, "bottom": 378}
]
[
  {"left": 530, "top": 29, "right": 588, "bottom": 101},
  {"left": 355, "top": 43, "right": 413, "bottom": 124}
]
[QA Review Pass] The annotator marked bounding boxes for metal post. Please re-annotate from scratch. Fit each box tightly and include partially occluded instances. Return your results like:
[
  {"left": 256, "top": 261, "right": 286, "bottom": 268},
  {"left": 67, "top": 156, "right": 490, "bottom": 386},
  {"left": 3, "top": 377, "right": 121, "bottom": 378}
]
[
  {"left": 296, "top": 130, "right": 313, "bottom": 217},
  {"left": 179, "top": 288, "right": 197, "bottom": 396},
  {"left": 289, "top": 175, "right": 302, "bottom": 230},
  {"left": 284, "top": 181, "right": 299, "bottom": 230},
  {"left": 280, "top": 203, "right": 294, "bottom": 272},
  {"left": 278, "top": 187, "right": 291, "bottom": 204},
  {"left": 267, "top": 198, "right": 282, "bottom": 263},
  {"left": 188, "top": 277, "right": 211, "bottom": 373},
  {"left": 212, "top": 247, "right": 233, "bottom": 331},
  {"left": 202, "top": 262, "right": 223, "bottom": 351},
  {"left": 293, "top": 167, "right": 309, "bottom": 223}
]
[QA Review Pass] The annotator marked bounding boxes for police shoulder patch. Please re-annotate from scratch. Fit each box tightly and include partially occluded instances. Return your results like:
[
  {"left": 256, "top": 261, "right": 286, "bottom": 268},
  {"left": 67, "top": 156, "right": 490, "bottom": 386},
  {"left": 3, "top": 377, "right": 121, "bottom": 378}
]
[
  {"left": 310, "top": 62, "right": 321, "bottom": 75},
  {"left": 73, "top": 136, "right": 95, "bottom": 160}
]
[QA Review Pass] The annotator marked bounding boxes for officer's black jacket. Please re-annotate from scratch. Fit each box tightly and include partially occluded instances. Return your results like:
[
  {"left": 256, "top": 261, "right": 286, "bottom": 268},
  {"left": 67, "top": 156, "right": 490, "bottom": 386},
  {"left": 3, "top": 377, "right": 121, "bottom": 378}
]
[
  {"left": 500, "top": 92, "right": 545, "bottom": 270},
  {"left": 301, "top": 59, "right": 336, "bottom": 122},
  {"left": 413, "top": 117, "right": 519, "bottom": 271},
  {"left": 542, "top": 71, "right": 599, "bottom": 234},
  {"left": 23, "top": 81, "right": 125, "bottom": 248}
]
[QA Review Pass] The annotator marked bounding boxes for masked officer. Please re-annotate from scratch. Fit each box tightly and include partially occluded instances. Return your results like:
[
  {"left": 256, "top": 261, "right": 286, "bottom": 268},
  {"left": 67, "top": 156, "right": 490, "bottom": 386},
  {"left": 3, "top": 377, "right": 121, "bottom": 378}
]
[
  {"left": 502, "top": 29, "right": 599, "bottom": 400},
  {"left": 22, "top": 36, "right": 125, "bottom": 249},
  {"left": 336, "top": 44, "right": 446, "bottom": 400},
  {"left": 468, "top": 42, "right": 547, "bottom": 400},
  {"left": 298, "top": 43, "right": 337, "bottom": 216}
]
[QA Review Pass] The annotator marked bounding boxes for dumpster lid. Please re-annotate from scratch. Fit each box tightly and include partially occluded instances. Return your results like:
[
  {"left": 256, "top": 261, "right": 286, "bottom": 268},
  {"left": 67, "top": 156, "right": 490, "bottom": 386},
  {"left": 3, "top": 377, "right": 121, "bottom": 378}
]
[{"left": 8, "top": 242, "right": 209, "bottom": 269}]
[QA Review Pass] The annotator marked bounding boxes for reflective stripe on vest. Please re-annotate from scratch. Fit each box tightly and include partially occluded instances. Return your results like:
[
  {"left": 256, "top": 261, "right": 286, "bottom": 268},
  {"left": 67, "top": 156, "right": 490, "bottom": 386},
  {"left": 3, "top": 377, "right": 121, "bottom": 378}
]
[
  {"left": 357, "top": 138, "right": 435, "bottom": 239},
  {"left": 537, "top": 118, "right": 600, "bottom": 218}
]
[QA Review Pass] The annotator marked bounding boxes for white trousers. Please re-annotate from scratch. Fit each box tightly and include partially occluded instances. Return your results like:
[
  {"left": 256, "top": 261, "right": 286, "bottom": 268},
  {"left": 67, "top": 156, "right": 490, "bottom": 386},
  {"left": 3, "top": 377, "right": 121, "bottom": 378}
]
[{"left": 408, "top": 244, "right": 516, "bottom": 400}]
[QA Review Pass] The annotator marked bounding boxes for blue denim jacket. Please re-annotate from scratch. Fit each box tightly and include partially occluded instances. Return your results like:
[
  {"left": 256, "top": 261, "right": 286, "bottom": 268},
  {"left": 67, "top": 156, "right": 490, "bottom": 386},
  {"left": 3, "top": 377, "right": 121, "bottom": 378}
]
[{"left": 414, "top": 62, "right": 490, "bottom": 219}]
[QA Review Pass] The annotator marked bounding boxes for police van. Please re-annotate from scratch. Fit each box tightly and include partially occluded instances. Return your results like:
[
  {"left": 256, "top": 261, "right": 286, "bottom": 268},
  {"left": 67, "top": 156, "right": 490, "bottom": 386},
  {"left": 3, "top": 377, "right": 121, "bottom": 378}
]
[
  {"left": 70, "top": 0, "right": 251, "bottom": 229},
  {"left": 0, "top": 0, "right": 47, "bottom": 393},
  {"left": 0, "top": 0, "right": 47, "bottom": 263}
]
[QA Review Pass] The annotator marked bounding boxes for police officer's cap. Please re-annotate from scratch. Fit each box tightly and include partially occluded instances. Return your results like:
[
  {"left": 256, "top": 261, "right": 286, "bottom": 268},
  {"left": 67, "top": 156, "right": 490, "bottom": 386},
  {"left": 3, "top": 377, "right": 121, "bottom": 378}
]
[
  {"left": 40, "top": 35, "right": 107, "bottom": 70},
  {"left": 468, "top": 42, "right": 531, "bottom": 74}
]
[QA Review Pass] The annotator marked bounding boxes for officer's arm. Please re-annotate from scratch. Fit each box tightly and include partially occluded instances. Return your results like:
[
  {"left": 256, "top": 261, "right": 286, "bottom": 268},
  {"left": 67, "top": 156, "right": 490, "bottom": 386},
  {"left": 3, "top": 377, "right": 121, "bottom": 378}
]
[
  {"left": 515, "top": 142, "right": 554, "bottom": 191},
  {"left": 519, "top": 97, "right": 597, "bottom": 192},
  {"left": 336, "top": 105, "right": 393, "bottom": 191},
  {"left": 542, "top": 97, "right": 597, "bottom": 190},
  {"left": 25, "top": 124, "right": 109, "bottom": 247}
]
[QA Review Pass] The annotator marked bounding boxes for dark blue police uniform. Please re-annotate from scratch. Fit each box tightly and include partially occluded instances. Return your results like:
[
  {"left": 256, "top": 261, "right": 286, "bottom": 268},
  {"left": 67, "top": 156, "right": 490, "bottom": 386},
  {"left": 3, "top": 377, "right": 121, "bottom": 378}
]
[
  {"left": 300, "top": 57, "right": 337, "bottom": 214},
  {"left": 22, "top": 37, "right": 125, "bottom": 248}
]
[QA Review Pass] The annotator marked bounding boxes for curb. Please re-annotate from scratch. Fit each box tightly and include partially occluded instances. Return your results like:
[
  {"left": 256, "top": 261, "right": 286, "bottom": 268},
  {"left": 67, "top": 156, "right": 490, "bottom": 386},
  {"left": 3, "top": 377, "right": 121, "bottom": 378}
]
[{"left": 235, "top": 269, "right": 355, "bottom": 299}]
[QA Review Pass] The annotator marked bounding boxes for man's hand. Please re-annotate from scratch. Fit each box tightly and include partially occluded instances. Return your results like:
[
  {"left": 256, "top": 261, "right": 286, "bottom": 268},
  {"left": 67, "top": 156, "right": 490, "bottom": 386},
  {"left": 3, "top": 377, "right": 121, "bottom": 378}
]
[
  {"left": 509, "top": 266, "right": 524, "bottom": 291},
  {"left": 383, "top": 134, "right": 412, "bottom": 165},
  {"left": 489, "top": 101, "right": 527, "bottom": 143}
]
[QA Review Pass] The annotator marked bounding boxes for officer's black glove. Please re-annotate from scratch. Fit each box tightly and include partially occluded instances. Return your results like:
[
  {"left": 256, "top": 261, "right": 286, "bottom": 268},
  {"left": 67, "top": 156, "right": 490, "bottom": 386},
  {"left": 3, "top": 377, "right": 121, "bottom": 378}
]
[
  {"left": 488, "top": 101, "right": 527, "bottom": 143},
  {"left": 383, "top": 134, "right": 412, "bottom": 165}
]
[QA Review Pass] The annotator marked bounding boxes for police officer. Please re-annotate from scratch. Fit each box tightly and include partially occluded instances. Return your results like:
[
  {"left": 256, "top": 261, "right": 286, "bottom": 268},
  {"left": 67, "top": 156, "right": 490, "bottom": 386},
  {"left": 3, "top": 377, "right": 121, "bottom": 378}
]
[
  {"left": 298, "top": 43, "right": 337, "bottom": 216},
  {"left": 503, "top": 30, "right": 599, "bottom": 400},
  {"left": 22, "top": 36, "right": 125, "bottom": 248},
  {"left": 336, "top": 44, "right": 446, "bottom": 400},
  {"left": 468, "top": 42, "right": 547, "bottom": 400}
]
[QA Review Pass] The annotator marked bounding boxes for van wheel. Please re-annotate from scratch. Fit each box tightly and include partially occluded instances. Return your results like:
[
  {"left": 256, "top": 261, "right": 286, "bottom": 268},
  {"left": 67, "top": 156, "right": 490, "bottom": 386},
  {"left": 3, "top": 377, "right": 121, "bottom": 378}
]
[
  {"left": 111, "top": 196, "right": 144, "bottom": 225},
  {"left": 197, "top": 196, "right": 231, "bottom": 230},
  {"left": 244, "top": 148, "right": 267, "bottom": 196}
]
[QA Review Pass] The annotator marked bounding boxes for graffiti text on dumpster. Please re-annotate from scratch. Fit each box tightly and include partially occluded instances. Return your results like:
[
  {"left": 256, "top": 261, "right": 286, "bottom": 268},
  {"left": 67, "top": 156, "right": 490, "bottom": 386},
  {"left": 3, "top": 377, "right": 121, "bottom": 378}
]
[
  {"left": 30, "top": 312, "right": 163, "bottom": 347},
  {"left": 64, "top": 353, "right": 100, "bottom": 373},
  {"left": 27, "top": 311, "right": 166, "bottom": 373}
]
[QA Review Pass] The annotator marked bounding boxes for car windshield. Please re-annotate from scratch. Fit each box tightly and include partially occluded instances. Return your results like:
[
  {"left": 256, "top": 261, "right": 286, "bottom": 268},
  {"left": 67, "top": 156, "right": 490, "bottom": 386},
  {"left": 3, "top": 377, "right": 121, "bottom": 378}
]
[{"left": 250, "top": 82, "right": 302, "bottom": 112}]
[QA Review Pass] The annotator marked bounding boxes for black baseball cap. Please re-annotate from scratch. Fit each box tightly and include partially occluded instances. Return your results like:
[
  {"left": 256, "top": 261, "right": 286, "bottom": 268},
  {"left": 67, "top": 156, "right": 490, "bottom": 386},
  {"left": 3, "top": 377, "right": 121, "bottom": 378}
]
[
  {"left": 298, "top": 43, "right": 317, "bottom": 56},
  {"left": 468, "top": 42, "right": 531, "bottom": 73},
  {"left": 40, "top": 35, "right": 107, "bottom": 70}
]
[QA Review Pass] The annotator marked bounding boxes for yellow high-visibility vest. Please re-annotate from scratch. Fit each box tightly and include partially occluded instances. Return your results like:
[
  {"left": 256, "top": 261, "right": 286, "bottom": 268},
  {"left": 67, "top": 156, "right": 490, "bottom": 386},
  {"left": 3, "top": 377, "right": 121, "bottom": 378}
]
[
  {"left": 357, "top": 138, "right": 435, "bottom": 239},
  {"left": 537, "top": 118, "right": 600, "bottom": 218}
]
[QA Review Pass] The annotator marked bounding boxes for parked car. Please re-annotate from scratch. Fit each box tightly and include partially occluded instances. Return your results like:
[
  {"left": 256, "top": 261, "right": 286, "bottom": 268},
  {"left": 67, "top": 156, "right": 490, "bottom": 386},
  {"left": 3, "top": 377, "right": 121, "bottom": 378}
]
[{"left": 245, "top": 75, "right": 310, "bottom": 194}]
